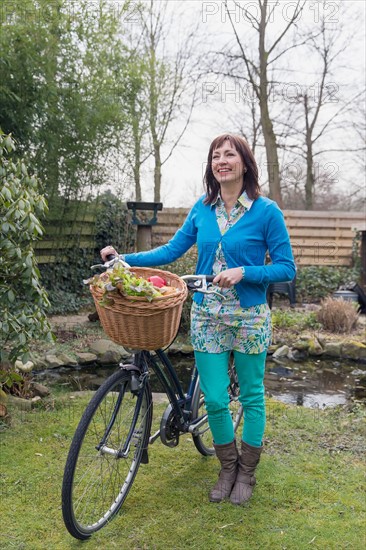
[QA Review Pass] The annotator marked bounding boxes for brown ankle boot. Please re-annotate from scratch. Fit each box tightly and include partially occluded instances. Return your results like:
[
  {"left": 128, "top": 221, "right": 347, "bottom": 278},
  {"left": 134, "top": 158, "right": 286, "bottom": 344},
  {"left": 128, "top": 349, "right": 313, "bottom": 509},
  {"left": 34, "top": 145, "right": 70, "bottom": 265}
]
[
  {"left": 230, "top": 440, "right": 263, "bottom": 505},
  {"left": 209, "top": 441, "right": 238, "bottom": 503}
]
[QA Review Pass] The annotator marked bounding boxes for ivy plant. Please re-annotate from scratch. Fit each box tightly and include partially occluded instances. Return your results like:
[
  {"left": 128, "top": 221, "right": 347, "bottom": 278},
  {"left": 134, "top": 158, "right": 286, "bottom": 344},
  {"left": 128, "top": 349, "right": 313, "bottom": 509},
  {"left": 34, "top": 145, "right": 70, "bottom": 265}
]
[{"left": 0, "top": 131, "right": 53, "bottom": 362}]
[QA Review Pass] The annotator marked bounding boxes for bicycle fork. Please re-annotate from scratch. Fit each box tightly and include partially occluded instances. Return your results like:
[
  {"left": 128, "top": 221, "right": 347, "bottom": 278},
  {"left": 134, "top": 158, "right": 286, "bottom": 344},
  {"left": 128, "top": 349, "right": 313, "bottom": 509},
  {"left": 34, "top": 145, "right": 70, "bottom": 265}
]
[{"left": 97, "top": 367, "right": 150, "bottom": 462}]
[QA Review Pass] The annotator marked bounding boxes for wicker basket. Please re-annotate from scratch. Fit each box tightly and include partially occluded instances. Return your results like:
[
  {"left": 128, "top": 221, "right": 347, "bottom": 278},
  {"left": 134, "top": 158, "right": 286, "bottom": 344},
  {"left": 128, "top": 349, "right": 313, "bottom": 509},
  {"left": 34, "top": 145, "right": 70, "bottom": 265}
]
[{"left": 90, "top": 267, "right": 188, "bottom": 350}]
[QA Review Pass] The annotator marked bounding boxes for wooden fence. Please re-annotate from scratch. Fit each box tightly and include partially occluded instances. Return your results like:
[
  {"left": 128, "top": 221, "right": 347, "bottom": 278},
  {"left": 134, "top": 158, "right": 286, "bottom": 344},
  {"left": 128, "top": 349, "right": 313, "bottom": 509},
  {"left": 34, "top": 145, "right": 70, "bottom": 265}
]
[
  {"left": 34, "top": 202, "right": 97, "bottom": 264},
  {"left": 152, "top": 209, "right": 365, "bottom": 267},
  {"left": 34, "top": 202, "right": 364, "bottom": 268}
]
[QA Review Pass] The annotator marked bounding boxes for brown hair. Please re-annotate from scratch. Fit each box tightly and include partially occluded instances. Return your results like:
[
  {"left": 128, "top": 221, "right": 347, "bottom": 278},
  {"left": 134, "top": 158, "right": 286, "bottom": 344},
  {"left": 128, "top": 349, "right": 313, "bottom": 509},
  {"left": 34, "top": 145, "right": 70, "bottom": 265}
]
[{"left": 203, "top": 134, "right": 260, "bottom": 204}]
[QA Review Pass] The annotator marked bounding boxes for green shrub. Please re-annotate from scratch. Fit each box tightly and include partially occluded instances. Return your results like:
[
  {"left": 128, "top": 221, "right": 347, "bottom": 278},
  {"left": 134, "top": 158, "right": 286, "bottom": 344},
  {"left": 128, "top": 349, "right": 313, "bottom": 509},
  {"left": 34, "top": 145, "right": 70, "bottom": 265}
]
[
  {"left": 39, "top": 248, "right": 95, "bottom": 315},
  {"left": 271, "top": 309, "right": 321, "bottom": 331},
  {"left": 94, "top": 190, "right": 135, "bottom": 257},
  {"left": 0, "top": 131, "right": 53, "bottom": 362},
  {"left": 296, "top": 266, "right": 361, "bottom": 303}
]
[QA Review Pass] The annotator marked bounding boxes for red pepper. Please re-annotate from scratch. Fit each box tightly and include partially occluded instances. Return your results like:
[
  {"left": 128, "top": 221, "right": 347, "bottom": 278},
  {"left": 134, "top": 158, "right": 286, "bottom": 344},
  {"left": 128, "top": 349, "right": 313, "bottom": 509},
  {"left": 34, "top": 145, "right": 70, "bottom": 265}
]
[{"left": 147, "top": 275, "right": 166, "bottom": 288}]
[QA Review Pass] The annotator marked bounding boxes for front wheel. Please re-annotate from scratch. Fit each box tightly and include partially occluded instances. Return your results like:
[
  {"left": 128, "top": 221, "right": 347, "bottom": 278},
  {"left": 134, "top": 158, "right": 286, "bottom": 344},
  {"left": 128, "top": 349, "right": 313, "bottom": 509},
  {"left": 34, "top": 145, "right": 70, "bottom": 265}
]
[{"left": 62, "top": 368, "right": 152, "bottom": 540}]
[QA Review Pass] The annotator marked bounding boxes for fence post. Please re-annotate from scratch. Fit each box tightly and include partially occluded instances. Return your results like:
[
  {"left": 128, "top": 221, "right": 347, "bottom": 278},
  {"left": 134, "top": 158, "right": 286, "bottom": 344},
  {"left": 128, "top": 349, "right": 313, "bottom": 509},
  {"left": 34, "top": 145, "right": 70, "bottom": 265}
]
[{"left": 127, "top": 202, "right": 163, "bottom": 252}]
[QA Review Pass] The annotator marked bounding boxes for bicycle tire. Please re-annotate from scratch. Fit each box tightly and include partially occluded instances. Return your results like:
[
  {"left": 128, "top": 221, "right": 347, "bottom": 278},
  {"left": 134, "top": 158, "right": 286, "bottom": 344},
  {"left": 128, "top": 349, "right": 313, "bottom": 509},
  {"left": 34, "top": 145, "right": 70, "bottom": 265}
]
[
  {"left": 62, "top": 368, "right": 152, "bottom": 540},
  {"left": 191, "top": 365, "right": 243, "bottom": 456}
]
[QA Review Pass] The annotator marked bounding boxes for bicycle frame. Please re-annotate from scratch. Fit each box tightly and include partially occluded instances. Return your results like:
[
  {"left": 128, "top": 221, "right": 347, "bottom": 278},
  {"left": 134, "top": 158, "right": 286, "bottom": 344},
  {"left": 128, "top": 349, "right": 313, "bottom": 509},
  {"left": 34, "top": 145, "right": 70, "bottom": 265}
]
[{"left": 128, "top": 348, "right": 202, "bottom": 444}]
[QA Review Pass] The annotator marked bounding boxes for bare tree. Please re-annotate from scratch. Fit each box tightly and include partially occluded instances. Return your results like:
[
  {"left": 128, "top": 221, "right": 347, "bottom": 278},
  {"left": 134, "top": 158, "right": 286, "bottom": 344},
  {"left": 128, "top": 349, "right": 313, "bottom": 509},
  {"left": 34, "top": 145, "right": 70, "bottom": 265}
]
[
  {"left": 135, "top": 0, "right": 202, "bottom": 202},
  {"left": 275, "top": 2, "right": 365, "bottom": 209},
  {"left": 223, "top": 0, "right": 310, "bottom": 207}
]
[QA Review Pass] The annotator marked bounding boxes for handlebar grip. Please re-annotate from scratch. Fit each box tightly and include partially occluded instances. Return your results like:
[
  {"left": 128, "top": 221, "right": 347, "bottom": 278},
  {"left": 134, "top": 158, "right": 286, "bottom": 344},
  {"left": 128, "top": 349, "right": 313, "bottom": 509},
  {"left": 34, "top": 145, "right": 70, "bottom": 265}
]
[
  {"left": 106, "top": 254, "right": 116, "bottom": 261},
  {"left": 206, "top": 275, "right": 215, "bottom": 282}
]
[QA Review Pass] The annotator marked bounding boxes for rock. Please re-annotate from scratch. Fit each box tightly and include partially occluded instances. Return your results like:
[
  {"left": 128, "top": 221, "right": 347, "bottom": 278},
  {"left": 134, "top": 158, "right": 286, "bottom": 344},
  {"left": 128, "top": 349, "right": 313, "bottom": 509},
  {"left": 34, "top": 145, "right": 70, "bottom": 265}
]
[
  {"left": 76, "top": 352, "right": 98, "bottom": 365},
  {"left": 7, "top": 395, "right": 32, "bottom": 411},
  {"left": 308, "top": 338, "right": 323, "bottom": 356},
  {"left": 292, "top": 337, "right": 311, "bottom": 351},
  {"left": 288, "top": 349, "right": 307, "bottom": 362},
  {"left": 31, "top": 382, "right": 50, "bottom": 398},
  {"left": 30, "top": 356, "right": 49, "bottom": 371},
  {"left": 342, "top": 341, "right": 366, "bottom": 361},
  {"left": 68, "top": 391, "right": 95, "bottom": 399},
  {"left": 31, "top": 396, "right": 42, "bottom": 404},
  {"left": 97, "top": 350, "right": 121, "bottom": 365},
  {"left": 350, "top": 369, "right": 366, "bottom": 376},
  {"left": 179, "top": 343, "right": 194, "bottom": 354},
  {"left": 323, "top": 341, "right": 342, "bottom": 358},
  {"left": 89, "top": 339, "right": 130, "bottom": 363},
  {"left": 56, "top": 353, "right": 78, "bottom": 367},
  {"left": 290, "top": 381, "right": 308, "bottom": 388},
  {"left": 166, "top": 339, "right": 193, "bottom": 355},
  {"left": 14, "top": 360, "right": 34, "bottom": 373},
  {"left": 44, "top": 354, "right": 65, "bottom": 368},
  {"left": 272, "top": 345, "right": 290, "bottom": 358}
]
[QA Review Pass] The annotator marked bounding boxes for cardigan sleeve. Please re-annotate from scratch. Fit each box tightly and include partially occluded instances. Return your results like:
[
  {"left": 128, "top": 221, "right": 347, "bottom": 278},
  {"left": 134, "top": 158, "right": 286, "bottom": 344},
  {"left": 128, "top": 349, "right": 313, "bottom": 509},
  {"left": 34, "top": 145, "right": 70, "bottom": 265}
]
[
  {"left": 124, "top": 204, "right": 198, "bottom": 267},
  {"left": 243, "top": 202, "right": 296, "bottom": 284}
]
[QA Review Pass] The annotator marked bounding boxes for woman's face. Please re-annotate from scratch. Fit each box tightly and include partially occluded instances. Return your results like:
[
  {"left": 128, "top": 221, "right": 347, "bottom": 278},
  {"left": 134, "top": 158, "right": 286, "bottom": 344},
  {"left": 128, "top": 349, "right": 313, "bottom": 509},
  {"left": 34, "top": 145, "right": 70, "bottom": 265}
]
[{"left": 211, "top": 140, "right": 245, "bottom": 188}]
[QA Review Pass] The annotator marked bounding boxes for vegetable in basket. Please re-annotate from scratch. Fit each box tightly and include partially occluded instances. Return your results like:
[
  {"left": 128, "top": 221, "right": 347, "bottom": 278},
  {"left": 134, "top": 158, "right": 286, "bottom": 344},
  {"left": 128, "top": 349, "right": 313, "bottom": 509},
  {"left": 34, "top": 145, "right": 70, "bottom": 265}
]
[{"left": 86, "top": 264, "right": 176, "bottom": 302}]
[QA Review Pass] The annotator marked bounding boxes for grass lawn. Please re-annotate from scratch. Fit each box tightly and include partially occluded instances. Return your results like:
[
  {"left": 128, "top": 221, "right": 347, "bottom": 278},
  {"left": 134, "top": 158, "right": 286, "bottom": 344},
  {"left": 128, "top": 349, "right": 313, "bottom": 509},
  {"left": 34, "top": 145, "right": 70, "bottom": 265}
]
[{"left": 1, "top": 395, "right": 365, "bottom": 550}]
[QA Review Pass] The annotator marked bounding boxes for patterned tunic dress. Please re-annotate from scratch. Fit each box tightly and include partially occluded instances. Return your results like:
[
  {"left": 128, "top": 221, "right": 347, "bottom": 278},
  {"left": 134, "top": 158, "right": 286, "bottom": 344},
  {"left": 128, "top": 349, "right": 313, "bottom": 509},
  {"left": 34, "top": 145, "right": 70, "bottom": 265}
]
[{"left": 191, "top": 192, "right": 272, "bottom": 354}]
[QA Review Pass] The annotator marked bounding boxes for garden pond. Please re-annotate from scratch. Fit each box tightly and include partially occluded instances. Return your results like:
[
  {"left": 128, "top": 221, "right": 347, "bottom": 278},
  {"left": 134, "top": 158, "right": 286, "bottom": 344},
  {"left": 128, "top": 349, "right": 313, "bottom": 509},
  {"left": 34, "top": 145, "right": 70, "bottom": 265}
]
[{"left": 33, "top": 353, "right": 365, "bottom": 409}]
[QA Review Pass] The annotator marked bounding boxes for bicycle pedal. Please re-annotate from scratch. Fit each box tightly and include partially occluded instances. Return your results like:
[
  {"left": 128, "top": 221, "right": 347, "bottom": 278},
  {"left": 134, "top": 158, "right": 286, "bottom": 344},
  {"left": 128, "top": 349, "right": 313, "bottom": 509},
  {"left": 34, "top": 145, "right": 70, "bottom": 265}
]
[{"left": 140, "top": 448, "right": 149, "bottom": 464}]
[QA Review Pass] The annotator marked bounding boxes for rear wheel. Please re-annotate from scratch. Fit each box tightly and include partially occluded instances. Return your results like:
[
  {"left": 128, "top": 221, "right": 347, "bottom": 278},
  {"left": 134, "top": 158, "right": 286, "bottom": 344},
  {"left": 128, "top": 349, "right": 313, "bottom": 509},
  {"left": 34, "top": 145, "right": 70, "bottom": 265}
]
[{"left": 62, "top": 368, "right": 152, "bottom": 539}]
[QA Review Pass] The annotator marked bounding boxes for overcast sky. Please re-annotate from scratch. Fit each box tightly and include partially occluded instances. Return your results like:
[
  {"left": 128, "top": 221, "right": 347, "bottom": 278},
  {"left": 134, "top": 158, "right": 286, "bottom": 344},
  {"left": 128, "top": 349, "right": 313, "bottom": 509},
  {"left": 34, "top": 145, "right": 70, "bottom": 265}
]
[{"left": 124, "top": 0, "right": 366, "bottom": 208}]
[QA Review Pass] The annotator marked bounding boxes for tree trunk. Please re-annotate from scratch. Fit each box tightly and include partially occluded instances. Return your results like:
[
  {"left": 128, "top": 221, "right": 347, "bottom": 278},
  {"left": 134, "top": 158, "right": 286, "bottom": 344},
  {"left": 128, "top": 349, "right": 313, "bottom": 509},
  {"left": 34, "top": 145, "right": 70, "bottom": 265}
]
[
  {"left": 259, "top": 5, "right": 282, "bottom": 207},
  {"left": 153, "top": 143, "right": 161, "bottom": 202},
  {"left": 304, "top": 95, "right": 314, "bottom": 209},
  {"left": 132, "top": 102, "right": 142, "bottom": 201},
  {"left": 260, "top": 99, "right": 282, "bottom": 207}
]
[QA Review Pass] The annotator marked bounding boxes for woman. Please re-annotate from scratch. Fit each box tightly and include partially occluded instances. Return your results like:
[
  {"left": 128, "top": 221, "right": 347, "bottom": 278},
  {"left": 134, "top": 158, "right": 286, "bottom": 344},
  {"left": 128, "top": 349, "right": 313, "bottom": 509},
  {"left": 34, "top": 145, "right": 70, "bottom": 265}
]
[{"left": 101, "top": 134, "right": 296, "bottom": 505}]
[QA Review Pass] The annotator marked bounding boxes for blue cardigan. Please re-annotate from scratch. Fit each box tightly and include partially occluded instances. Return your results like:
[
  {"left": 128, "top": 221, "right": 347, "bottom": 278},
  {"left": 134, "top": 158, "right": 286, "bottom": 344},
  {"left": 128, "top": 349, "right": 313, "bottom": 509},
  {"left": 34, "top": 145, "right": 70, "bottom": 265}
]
[{"left": 125, "top": 195, "right": 296, "bottom": 307}]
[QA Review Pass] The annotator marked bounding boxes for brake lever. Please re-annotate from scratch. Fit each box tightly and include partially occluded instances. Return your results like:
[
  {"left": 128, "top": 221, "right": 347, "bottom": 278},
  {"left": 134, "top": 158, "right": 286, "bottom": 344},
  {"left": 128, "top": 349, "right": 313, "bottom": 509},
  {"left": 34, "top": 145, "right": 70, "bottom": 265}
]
[
  {"left": 90, "top": 255, "right": 131, "bottom": 271},
  {"left": 196, "top": 287, "right": 227, "bottom": 299},
  {"left": 181, "top": 275, "right": 227, "bottom": 299}
]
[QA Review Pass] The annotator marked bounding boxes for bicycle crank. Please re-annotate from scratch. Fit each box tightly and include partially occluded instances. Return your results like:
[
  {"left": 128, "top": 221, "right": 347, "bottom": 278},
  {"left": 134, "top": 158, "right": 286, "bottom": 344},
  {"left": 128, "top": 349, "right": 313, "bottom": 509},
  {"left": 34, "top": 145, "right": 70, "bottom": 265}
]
[{"left": 160, "top": 404, "right": 180, "bottom": 447}]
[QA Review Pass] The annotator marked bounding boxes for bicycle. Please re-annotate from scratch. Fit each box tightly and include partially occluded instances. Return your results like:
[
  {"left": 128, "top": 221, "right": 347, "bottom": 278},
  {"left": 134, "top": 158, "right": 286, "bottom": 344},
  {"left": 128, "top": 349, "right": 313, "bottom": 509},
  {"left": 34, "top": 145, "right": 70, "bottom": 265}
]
[{"left": 61, "top": 257, "right": 243, "bottom": 540}]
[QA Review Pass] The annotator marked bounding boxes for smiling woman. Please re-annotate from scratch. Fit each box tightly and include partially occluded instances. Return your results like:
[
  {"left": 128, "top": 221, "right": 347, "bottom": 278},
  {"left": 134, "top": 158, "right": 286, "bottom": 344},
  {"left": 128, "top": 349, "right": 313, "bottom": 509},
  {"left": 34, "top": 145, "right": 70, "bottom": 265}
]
[
  {"left": 204, "top": 134, "right": 260, "bottom": 209},
  {"left": 212, "top": 142, "right": 245, "bottom": 188},
  {"left": 101, "top": 132, "right": 296, "bottom": 506}
]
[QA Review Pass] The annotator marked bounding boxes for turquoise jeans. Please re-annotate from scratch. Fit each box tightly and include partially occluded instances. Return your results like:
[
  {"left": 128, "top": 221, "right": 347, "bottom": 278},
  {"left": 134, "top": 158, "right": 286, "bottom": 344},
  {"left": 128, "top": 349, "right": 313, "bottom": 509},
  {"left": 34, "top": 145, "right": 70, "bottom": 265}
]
[{"left": 194, "top": 350, "right": 266, "bottom": 447}]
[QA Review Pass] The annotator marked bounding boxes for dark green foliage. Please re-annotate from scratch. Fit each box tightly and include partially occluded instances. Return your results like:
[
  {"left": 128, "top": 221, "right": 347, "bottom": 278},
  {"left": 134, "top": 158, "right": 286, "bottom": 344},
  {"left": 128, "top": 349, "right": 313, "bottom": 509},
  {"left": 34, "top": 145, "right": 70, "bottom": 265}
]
[
  {"left": 39, "top": 248, "right": 95, "bottom": 315},
  {"left": 0, "top": 0, "right": 131, "bottom": 200},
  {"left": 296, "top": 266, "right": 361, "bottom": 303},
  {"left": 94, "top": 191, "right": 135, "bottom": 257},
  {"left": 39, "top": 192, "right": 135, "bottom": 314},
  {"left": 0, "top": 132, "right": 53, "bottom": 361}
]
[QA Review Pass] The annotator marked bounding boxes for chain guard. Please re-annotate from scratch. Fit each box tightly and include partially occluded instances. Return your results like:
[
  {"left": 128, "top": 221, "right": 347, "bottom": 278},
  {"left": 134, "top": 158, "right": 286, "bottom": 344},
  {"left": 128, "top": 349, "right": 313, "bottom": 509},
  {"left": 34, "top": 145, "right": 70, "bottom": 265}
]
[{"left": 160, "top": 404, "right": 180, "bottom": 447}]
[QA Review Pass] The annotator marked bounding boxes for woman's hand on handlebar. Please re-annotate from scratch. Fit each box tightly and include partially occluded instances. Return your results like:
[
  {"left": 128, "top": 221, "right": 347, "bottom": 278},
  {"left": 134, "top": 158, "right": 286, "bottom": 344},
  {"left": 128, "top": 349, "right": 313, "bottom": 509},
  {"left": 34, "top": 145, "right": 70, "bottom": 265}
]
[
  {"left": 213, "top": 267, "right": 243, "bottom": 288},
  {"left": 100, "top": 245, "right": 119, "bottom": 263}
]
